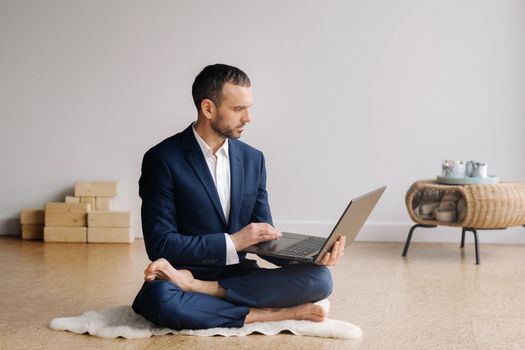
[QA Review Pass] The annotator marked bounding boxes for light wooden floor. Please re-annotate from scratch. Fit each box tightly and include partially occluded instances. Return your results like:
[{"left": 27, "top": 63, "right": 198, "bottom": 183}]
[{"left": 1, "top": 236, "right": 525, "bottom": 350}]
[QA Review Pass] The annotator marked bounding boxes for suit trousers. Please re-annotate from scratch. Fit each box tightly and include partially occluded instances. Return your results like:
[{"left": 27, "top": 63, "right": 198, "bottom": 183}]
[{"left": 132, "top": 263, "right": 333, "bottom": 330}]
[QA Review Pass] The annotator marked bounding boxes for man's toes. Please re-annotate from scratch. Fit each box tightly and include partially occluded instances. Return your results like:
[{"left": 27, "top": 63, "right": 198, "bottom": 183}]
[
  {"left": 148, "top": 258, "right": 169, "bottom": 273},
  {"left": 314, "top": 305, "right": 326, "bottom": 318},
  {"left": 145, "top": 263, "right": 156, "bottom": 274},
  {"left": 316, "top": 305, "right": 326, "bottom": 315}
]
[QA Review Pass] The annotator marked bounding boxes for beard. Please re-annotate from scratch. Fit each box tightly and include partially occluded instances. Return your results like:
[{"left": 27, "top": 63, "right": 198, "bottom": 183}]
[{"left": 211, "top": 114, "right": 242, "bottom": 139}]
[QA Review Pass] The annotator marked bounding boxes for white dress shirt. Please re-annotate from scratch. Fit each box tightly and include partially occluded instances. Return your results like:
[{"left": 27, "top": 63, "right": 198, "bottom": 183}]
[{"left": 192, "top": 124, "right": 239, "bottom": 265}]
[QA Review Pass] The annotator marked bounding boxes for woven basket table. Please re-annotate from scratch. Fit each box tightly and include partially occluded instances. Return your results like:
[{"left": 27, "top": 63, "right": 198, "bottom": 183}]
[{"left": 402, "top": 180, "right": 525, "bottom": 264}]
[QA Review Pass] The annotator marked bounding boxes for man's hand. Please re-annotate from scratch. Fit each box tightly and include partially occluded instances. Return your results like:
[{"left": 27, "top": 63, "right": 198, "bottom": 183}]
[
  {"left": 317, "top": 235, "right": 346, "bottom": 266},
  {"left": 230, "top": 223, "right": 282, "bottom": 251}
]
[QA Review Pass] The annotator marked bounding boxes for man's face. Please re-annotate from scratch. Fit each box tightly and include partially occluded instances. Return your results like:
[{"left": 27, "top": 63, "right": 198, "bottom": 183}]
[{"left": 210, "top": 83, "right": 253, "bottom": 139}]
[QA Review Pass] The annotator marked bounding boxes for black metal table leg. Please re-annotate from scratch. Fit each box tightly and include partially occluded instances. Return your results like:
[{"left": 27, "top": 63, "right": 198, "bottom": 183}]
[
  {"left": 402, "top": 224, "right": 437, "bottom": 257},
  {"left": 460, "top": 227, "right": 466, "bottom": 248},
  {"left": 472, "top": 228, "right": 480, "bottom": 265},
  {"left": 463, "top": 227, "right": 481, "bottom": 265}
]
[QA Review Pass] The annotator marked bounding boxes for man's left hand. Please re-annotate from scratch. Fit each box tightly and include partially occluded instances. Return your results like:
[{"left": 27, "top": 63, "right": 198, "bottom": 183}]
[{"left": 316, "top": 235, "right": 346, "bottom": 266}]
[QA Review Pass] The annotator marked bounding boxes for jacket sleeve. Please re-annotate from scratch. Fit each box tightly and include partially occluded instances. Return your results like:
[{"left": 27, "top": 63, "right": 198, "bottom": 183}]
[
  {"left": 249, "top": 152, "right": 273, "bottom": 224},
  {"left": 251, "top": 152, "right": 291, "bottom": 267},
  {"left": 139, "top": 150, "right": 226, "bottom": 266}
]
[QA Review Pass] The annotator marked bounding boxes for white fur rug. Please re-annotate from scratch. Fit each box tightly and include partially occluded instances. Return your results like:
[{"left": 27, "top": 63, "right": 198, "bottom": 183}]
[{"left": 49, "top": 300, "right": 362, "bottom": 340}]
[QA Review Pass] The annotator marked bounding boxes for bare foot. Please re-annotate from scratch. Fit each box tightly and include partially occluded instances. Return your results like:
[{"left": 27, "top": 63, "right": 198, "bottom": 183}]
[
  {"left": 291, "top": 303, "right": 327, "bottom": 322},
  {"left": 143, "top": 258, "right": 227, "bottom": 299},
  {"left": 245, "top": 302, "right": 327, "bottom": 324},
  {"left": 144, "top": 258, "right": 195, "bottom": 291}
]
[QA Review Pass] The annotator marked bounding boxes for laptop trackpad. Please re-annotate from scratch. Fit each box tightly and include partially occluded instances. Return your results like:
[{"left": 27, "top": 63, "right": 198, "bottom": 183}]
[{"left": 254, "top": 236, "right": 299, "bottom": 252}]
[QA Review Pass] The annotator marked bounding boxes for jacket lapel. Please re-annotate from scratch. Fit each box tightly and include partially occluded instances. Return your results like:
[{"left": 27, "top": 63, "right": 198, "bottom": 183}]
[
  {"left": 228, "top": 140, "right": 244, "bottom": 229},
  {"left": 182, "top": 125, "right": 227, "bottom": 226}
]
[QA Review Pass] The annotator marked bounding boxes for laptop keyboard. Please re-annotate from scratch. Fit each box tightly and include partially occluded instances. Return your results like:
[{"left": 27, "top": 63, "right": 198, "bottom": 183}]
[{"left": 277, "top": 236, "right": 326, "bottom": 257}]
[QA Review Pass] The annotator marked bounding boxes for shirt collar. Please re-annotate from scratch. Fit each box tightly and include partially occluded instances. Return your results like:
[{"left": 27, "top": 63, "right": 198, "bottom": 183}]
[{"left": 192, "top": 122, "right": 229, "bottom": 159}]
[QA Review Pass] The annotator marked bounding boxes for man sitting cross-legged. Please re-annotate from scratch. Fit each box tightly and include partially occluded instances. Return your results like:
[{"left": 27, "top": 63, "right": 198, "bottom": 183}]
[{"left": 132, "top": 64, "right": 345, "bottom": 330}]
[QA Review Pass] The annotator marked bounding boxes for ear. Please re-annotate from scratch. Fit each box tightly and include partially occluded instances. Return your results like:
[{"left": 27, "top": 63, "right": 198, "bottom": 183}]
[{"left": 200, "top": 99, "right": 215, "bottom": 120}]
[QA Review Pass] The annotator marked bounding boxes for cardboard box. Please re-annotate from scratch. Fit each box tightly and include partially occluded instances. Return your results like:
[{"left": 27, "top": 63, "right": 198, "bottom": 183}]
[
  {"left": 20, "top": 209, "right": 45, "bottom": 225},
  {"left": 44, "top": 226, "right": 87, "bottom": 243},
  {"left": 87, "top": 227, "right": 134, "bottom": 243},
  {"left": 80, "top": 197, "right": 96, "bottom": 210},
  {"left": 44, "top": 202, "right": 90, "bottom": 227},
  {"left": 87, "top": 211, "right": 131, "bottom": 228},
  {"left": 75, "top": 181, "right": 117, "bottom": 197},
  {"left": 65, "top": 196, "right": 80, "bottom": 204},
  {"left": 22, "top": 224, "right": 44, "bottom": 240},
  {"left": 95, "top": 197, "right": 112, "bottom": 211}
]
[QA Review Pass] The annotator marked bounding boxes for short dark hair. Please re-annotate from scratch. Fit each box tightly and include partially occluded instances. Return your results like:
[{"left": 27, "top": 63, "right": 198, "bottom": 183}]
[{"left": 192, "top": 64, "right": 251, "bottom": 111}]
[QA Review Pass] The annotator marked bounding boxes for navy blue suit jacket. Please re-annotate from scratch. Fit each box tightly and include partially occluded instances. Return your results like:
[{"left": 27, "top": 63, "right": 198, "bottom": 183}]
[{"left": 139, "top": 124, "right": 284, "bottom": 280}]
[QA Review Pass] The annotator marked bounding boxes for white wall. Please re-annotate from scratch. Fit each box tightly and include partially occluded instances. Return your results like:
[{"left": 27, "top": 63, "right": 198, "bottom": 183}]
[{"left": 1, "top": 0, "right": 524, "bottom": 243}]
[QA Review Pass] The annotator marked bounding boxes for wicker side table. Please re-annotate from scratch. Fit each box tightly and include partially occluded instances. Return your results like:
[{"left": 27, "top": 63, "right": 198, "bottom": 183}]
[{"left": 403, "top": 180, "right": 525, "bottom": 264}]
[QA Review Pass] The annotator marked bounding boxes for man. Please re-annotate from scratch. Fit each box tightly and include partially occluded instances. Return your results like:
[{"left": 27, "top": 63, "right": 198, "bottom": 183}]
[{"left": 132, "top": 64, "right": 345, "bottom": 330}]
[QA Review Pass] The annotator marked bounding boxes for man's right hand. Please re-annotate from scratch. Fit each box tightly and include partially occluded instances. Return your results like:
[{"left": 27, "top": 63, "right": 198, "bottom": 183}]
[{"left": 230, "top": 223, "right": 282, "bottom": 251}]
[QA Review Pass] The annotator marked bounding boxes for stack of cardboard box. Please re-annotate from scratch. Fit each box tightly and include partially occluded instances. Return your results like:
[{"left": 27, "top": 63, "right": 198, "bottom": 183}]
[
  {"left": 20, "top": 209, "right": 45, "bottom": 239},
  {"left": 88, "top": 211, "right": 132, "bottom": 243},
  {"left": 44, "top": 202, "right": 90, "bottom": 242},
  {"left": 20, "top": 181, "right": 133, "bottom": 243}
]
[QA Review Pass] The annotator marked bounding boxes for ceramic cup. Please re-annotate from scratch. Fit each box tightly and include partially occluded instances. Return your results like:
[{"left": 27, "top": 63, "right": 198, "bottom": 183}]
[{"left": 442, "top": 160, "right": 466, "bottom": 178}]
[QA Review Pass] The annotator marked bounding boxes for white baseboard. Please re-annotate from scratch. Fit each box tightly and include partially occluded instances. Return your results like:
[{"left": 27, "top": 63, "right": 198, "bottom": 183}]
[
  {"left": 2, "top": 217, "right": 524, "bottom": 244},
  {"left": 273, "top": 220, "right": 525, "bottom": 245}
]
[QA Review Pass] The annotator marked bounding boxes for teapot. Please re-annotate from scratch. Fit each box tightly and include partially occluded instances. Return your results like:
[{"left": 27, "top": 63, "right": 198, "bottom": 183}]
[{"left": 467, "top": 161, "right": 488, "bottom": 178}]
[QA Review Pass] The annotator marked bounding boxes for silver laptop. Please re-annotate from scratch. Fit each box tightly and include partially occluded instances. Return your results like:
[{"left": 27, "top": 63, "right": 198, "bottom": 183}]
[{"left": 243, "top": 186, "right": 386, "bottom": 263}]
